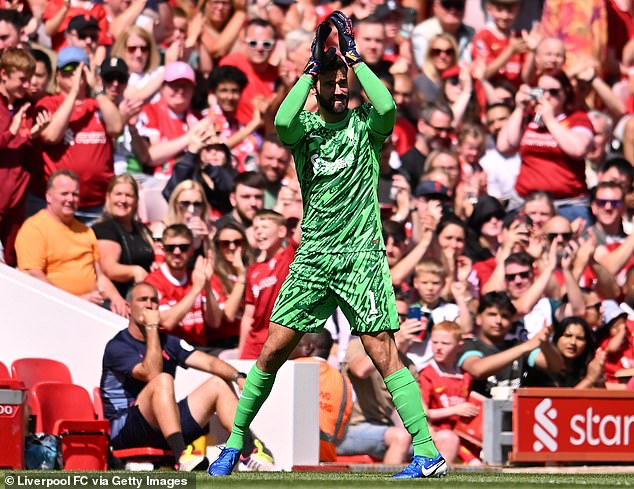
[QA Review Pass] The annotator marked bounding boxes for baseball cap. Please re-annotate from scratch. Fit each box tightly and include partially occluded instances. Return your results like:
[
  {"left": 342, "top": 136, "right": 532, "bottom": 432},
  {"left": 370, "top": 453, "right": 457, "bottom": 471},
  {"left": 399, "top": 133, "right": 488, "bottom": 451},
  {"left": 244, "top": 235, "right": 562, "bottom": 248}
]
[
  {"left": 603, "top": 300, "right": 628, "bottom": 327},
  {"left": 414, "top": 180, "right": 450, "bottom": 200},
  {"left": 164, "top": 62, "right": 196, "bottom": 84},
  {"left": 67, "top": 14, "right": 99, "bottom": 33},
  {"left": 100, "top": 57, "right": 129, "bottom": 79},
  {"left": 56, "top": 46, "right": 89, "bottom": 69}
]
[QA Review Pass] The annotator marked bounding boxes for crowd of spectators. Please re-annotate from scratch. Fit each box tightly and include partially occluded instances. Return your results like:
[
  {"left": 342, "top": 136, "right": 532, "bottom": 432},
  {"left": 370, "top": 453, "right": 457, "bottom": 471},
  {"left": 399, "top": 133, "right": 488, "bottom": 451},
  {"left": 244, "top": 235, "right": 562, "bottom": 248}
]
[{"left": 3, "top": 0, "right": 634, "bottom": 467}]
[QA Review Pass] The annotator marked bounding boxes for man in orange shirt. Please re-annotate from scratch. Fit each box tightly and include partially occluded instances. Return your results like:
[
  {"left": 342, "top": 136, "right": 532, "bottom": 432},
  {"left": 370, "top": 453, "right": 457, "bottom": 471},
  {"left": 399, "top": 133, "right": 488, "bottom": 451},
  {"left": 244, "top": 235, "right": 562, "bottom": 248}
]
[
  {"left": 15, "top": 169, "right": 127, "bottom": 316},
  {"left": 289, "top": 330, "right": 352, "bottom": 462}
]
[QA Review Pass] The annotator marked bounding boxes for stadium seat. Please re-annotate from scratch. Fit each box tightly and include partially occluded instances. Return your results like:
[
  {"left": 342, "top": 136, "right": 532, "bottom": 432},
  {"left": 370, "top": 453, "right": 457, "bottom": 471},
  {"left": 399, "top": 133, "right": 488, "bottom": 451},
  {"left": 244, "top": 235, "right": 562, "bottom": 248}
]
[
  {"left": 31, "top": 382, "right": 110, "bottom": 470},
  {"left": 11, "top": 358, "right": 72, "bottom": 389},
  {"left": 92, "top": 387, "right": 173, "bottom": 466},
  {"left": 0, "top": 361, "right": 9, "bottom": 379},
  {"left": 11, "top": 358, "right": 73, "bottom": 425}
]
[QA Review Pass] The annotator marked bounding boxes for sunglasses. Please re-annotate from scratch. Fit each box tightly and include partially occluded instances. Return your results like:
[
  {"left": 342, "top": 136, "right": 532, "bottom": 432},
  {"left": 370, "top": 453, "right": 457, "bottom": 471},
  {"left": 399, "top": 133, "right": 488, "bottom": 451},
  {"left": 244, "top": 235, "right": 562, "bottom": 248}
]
[
  {"left": 546, "top": 232, "right": 572, "bottom": 242},
  {"left": 585, "top": 302, "right": 602, "bottom": 312},
  {"left": 103, "top": 73, "right": 129, "bottom": 85},
  {"left": 430, "top": 47, "right": 455, "bottom": 57},
  {"left": 428, "top": 123, "right": 455, "bottom": 134},
  {"left": 540, "top": 87, "right": 562, "bottom": 97},
  {"left": 594, "top": 198, "right": 622, "bottom": 209},
  {"left": 126, "top": 45, "right": 149, "bottom": 54},
  {"left": 178, "top": 200, "right": 203, "bottom": 210},
  {"left": 246, "top": 39, "right": 275, "bottom": 50},
  {"left": 78, "top": 32, "right": 98, "bottom": 42},
  {"left": 163, "top": 243, "right": 192, "bottom": 253},
  {"left": 505, "top": 270, "right": 532, "bottom": 281},
  {"left": 60, "top": 62, "right": 80, "bottom": 74},
  {"left": 219, "top": 238, "right": 244, "bottom": 249},
  {"left": 440, "top": 0, "right": 465, "bottom": 10}
]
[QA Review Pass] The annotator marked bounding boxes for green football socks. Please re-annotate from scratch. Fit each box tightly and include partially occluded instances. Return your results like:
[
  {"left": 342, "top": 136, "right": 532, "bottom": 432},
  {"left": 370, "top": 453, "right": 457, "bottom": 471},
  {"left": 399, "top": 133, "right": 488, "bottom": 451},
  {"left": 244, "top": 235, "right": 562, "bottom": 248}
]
[
  {"left": 384, "top": 367, "right": 439, "bottom": 458},
  {"left": 225, "top": 365, "right": 276, "bottom": 451}
]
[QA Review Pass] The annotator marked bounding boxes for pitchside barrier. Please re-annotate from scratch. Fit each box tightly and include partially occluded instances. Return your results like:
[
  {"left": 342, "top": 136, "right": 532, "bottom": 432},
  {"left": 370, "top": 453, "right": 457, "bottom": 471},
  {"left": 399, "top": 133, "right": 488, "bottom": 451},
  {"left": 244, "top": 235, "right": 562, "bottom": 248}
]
[{"left": 511, "top": 388, "right": 634, "bottom": 463}]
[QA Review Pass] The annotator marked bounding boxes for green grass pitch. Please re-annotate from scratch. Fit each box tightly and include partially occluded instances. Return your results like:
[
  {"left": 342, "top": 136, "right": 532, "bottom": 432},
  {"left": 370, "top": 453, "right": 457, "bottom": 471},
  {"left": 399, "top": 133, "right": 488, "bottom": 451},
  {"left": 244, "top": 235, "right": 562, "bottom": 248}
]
[{"left": 4, "top": 471, "right": 633, "bottom": 489}]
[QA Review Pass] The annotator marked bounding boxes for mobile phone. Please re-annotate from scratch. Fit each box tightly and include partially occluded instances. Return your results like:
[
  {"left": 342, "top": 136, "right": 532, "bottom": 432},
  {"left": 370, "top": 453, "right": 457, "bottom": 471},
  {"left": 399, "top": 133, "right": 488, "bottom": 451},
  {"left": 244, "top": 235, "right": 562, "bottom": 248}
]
[{"left": 408, "top": 305, "right": 422, "bottom": 320}]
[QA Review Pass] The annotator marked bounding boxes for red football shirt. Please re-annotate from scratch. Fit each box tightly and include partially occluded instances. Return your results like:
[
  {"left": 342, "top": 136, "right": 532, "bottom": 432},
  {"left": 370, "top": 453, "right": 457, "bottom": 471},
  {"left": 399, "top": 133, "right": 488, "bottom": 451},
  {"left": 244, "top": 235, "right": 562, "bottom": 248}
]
[
  {"left": 42, "top": 1, "right": 112, "bottom": 52},
  {"left": 472, "top": 26, "right": 525, "bottom": 88},
  {"left": 34, "top": 95, "right": 113, "bottom": 207},
  {"left": 136, "top": 97, "right": 199, "bottom": 177},
  {"left": 419, "top": 360, "right": 472, "bottom": 430},
  {"left": 240, "top": 243, "right": 297, "bottom": 359},
  {"left": 145, "top": 264, "right": 208, "bottom": 346},
  {"left": 515, "top": 111, "right": 594, "bottom": 199}
]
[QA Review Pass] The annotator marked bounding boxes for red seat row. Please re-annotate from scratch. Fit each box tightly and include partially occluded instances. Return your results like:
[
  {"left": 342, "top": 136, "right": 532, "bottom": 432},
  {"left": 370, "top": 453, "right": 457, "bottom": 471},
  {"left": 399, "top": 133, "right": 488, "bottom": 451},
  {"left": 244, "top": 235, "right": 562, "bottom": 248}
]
[{"left": 0, "top": 358, "right": 172, "bottom": 470}]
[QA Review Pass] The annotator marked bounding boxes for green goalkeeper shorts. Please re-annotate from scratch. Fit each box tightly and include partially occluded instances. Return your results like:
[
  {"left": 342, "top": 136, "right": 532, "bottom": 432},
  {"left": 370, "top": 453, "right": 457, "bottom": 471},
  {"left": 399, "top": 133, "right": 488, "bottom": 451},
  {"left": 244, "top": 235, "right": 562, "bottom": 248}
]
[{"left": 270, "top": 250, "right": 399, "bottom": 335}]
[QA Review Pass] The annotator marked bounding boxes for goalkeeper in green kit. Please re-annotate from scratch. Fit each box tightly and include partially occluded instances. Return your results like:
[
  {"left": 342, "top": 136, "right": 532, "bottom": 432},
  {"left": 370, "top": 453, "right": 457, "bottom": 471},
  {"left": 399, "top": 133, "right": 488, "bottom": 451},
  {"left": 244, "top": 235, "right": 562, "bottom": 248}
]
[{"left": 208, "top": 11, "right": 447, "bottom": 479}]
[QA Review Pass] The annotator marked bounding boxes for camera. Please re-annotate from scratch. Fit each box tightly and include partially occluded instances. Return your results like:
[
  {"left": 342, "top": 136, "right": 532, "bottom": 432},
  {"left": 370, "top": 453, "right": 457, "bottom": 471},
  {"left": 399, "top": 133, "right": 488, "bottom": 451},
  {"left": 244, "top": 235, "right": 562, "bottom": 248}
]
[{"left": 528, "top": 88, "right": 543, "bottom": 100}]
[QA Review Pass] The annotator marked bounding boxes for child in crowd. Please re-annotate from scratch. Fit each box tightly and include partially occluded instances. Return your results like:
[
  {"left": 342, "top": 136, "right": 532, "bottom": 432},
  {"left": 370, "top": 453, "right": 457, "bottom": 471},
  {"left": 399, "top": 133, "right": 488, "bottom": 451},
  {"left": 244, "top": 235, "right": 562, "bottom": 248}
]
[
  {"left": 598, "top": 302, "right": 634, "bottom": 386},
  {"left": 406, "top": 258, "right": 471, "bottom": 372},
  {"left": 471, "top": 0, "right": 525, "bottom": 88},
  {"left": 239, "top": 209, "right": 299, "bottom": 359},
  {"left": 419, "top": 321, "right": 481, "bottom": 466}
]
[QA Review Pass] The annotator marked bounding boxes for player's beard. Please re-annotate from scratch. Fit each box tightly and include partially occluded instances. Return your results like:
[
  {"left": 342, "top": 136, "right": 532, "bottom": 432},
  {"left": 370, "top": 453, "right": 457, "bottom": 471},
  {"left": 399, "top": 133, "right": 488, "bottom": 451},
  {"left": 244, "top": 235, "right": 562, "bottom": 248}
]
[{"left": 315, "top": 87, "right": 348, "bottom": 114}]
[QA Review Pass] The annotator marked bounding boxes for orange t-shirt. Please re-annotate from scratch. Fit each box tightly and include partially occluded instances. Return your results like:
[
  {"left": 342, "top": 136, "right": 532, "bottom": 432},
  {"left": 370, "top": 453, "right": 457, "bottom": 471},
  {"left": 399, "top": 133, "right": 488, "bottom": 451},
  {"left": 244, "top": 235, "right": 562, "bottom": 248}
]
[
  {"left": 15, "top": 210, "right": 99, "bottom": 295},
  {"left": 295, "top": 357, "right": 353, "bottom": 462}
]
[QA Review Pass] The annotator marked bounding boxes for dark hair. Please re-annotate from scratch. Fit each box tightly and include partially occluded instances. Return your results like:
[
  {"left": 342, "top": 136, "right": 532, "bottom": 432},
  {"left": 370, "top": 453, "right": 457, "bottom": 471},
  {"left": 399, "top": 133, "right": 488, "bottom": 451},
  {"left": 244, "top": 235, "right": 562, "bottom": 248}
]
[
  {"left": 0, "top": 9, "right": 22, "bottom": 29},
  {"left": 382, "top": 219, "right": 407, "bottom": 243},
  {"left": 207, "top": 65, "right": 248, "bottom": 92},
  {"left": 245, "top": 17, "right": 276, "bottom": 37},
  {"left": 436, "top": 213, "right": 465, "bottom": 236},
  {"left": 31, "top": 49, "right": 52, "bottom": 75},
  {"left": 213, "top": 221, "right": 253, "bottom": 293},
  {"left": 591, "top": 181, "right": 624, "bottom": 200},
  {"left": 539, "top": 69, "right": 574, "bottom": 113},
  {"left": 162, "top": 223, "right": 193, "bottom": 242},
  {"left": 261, "top": 133, "right": 285, "bottom": 149},
  {"left": 599, "top": 157, "right": 633, "bottom": 182},
  {"left": 553, "top": 316, "right": 596, "bottom": 377},
  {"left": 477, "top": 291, "right": 516, "bottom": 316},
  {"left": 232, "top": 171, "right": 266, "bottom": 192},
  {"left": 504, "top": 251, "right": 534, "bottom": 269}
]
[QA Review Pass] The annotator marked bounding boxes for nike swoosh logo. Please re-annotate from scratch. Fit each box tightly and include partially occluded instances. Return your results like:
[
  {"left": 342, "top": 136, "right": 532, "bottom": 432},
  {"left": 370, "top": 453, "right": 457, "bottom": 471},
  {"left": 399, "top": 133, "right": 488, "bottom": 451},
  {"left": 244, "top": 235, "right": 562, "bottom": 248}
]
[{"left": 422, "top": 459, "right": 447, "bottom": 477}]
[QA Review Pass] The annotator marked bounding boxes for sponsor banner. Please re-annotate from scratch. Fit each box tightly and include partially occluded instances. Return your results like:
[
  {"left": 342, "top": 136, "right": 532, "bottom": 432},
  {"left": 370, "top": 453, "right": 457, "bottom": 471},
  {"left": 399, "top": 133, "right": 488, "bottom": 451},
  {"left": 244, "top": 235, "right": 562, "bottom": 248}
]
[{"left": 512, "top": 388, "right": 634, "bottom": 462}]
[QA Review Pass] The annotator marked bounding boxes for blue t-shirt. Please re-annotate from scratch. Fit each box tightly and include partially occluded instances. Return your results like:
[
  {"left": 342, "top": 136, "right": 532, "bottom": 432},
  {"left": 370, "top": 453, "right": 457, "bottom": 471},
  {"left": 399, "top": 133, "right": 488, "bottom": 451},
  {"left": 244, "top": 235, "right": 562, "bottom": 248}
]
[{"left": 100, "top": 328, "right": 194, "bottom": 421}]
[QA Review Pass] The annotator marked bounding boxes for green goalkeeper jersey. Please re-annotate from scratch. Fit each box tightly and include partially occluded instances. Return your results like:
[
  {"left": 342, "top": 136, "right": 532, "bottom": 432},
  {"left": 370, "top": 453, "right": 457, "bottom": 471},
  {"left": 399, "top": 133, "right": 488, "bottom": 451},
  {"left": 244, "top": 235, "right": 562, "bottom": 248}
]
[{"left": 275, "top": 63, "right": 396, "bottom": 255}]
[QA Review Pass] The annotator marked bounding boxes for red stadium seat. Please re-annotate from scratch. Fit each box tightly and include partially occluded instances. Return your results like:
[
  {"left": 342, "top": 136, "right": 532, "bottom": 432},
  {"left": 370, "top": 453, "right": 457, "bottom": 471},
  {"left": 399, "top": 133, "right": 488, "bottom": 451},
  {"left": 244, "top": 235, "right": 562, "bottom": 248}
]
[
  {"left": 11, "top": 358, "right": 73, "bottom": 423},
  {"left": 335, "top": 454, "right": 381, "bottom": 464},
  {"left": 92, "top": 387, "right": 173, "bottom": 466},
  {"left": 31, "top": 382, "right": 109, "bottom": 470},
  {"left": 0, "top": 361, "right": 10, "bottom": 379},
  {"left": 11, "top": 358, "right": 72, "bottom": 389}
]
